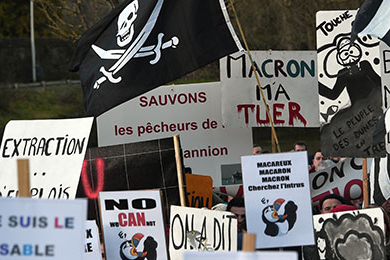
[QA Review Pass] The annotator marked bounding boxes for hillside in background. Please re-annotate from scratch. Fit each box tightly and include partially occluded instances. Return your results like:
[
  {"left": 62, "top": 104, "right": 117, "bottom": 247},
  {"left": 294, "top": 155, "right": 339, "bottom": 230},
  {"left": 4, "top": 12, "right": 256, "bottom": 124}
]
[{"left": 0, "top": 0, "right": 365, "bottom": 152}]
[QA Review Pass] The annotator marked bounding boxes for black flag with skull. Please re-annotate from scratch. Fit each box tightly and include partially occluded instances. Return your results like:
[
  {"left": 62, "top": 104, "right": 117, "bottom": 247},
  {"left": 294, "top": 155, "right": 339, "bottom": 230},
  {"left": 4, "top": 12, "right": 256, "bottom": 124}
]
[{"left": 69, "top": 0, "right": 242, "bottom": 117}]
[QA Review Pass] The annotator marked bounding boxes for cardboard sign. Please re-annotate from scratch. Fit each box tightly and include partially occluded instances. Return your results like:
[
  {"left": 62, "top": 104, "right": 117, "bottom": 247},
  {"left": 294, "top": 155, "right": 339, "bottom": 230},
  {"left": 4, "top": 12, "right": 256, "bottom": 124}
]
[
  {"left": 0, "top": 118, "right": 93, "bottom": 199},
  {"left": 242, "top": 152, "right": 314, "bottom": 249},
  {"left": 370, "top": 155, "right": 390, "bottom": 205},
  {"left": 185, "top": 174, "right": 213, "bottom": 209},
  {"left": 220, "top": 50, "right": 319, "bottom": 128},
  {"left": 184, "top": 251, "right": 298, "bottom": 260},
  {"left": 316, "top": 10, "right": 385, "bottom": 157},
  {"left": 96, "top": 82, "right": 253, "bottom": 186},
  {"left": 310, "top": 158, "right": 365, "bottom": 205},
  {"left": 0, "top": 197, "right": 87, "bottom": 259},
  {"left": 84, "top": 220, "right": 102, "bottom": 260},
  {"left": 306, "top": 208, "right": 386, "bottom": 259},
  {"left": 213, "top": 184, "right": 243, "bottom": 198},
  {"left": 169, "top": 206, "right": 237, "bottom": 260},
  {"left": 76, "top": 137, "right": 180, "bottom": 228},
  {"left": 99, "top": 190, "right": 168, "bottom": 260}
]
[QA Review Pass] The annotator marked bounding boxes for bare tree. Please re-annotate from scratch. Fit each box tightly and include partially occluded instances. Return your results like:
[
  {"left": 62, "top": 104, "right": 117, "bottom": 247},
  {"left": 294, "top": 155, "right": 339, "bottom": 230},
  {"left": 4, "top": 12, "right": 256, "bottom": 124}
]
[{"left": 35, "top": 0, "right": 120, "bottom": 41}]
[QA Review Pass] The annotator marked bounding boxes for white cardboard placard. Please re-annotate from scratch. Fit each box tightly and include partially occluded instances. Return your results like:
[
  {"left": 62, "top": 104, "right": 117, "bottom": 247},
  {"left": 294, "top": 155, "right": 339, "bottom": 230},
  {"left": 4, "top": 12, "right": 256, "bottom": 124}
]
[
  {"left": 242, "top": 152, "right": 315, "bottom": 248},
  {"left": 310, "top": 158, "right": 366, "bottom": 205},
  {"left": 184, "top": 251, "right": 298, "bottom": 260},
  {"left": 220, "top": 51, "right": 319, "bottom": 127},
  {"left": 0, "top": 197, "right": 87, "bottom": 259},
  {"left": 84, "top": 220, "right": 102, "bottom": 260},
  {"left": 169, "top": 205, "right": 237, "bottom": 260},
  {"left": 96, "top": 82, "right": 252, "bottom": 186},
  {"left": 311, "top": 208, "right": 385, "bottom": 259},
  {"left": 0, "top": 118, "right": 93, "bottom": 199},
  {"left": 99, "top": 190, "right": 168, "bottom": 260}
]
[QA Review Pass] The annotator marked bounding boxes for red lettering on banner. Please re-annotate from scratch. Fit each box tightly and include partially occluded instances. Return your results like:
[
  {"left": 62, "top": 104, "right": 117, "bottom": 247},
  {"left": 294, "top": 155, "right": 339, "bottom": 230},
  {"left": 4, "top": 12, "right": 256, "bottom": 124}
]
[
  {"left": 118, "top": 212, "right": 146, "bottom": 227},
  {"left": 344, "top": 179, "right": 363, "bottom": 200},
  {"left": 138, "top": 92, "right": 207, "bottom": 107},
  {"left": 237, "top": 102, "right": 307, "bottom": 126},
  {"left": 273, "top": 103, "right": 285, "bottom": 124},
  {"left": 288, "top": 102, "right": 307, "bottom": 126},
  {"left": 237, "top": 104, "right": 255, "bottom": 124},
  {"left": 81, "top": 158, "right": 105, "bottom": 199}
]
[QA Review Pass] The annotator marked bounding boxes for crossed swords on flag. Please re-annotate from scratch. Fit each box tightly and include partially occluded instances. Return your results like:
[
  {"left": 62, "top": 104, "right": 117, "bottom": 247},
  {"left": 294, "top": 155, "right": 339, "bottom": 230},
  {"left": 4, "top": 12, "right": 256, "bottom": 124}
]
[{"left": 91, "top": 0, "right": 179, "bottom": 89}]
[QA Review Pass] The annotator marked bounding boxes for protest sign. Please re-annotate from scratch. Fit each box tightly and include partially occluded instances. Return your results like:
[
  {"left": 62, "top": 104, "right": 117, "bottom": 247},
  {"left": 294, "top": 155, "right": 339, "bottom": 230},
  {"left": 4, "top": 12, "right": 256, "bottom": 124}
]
[
  {"left": 317, "top": 10, "right": 385, "bottom": 157},
  {"left": 310, "top": 158, "right": 365, "bottom": 205},
  {"left": 370, "top": 155, "right": 390, "bottom": 205},
  {"left": 99, "top": 190, "right": 168, "bottom": 260},
  {"left": 76, "top": 137, "right": 180, "bottom": 227},
  {"left": 184, "top": 251, "right": 298, "bottom": 260},
  {"left": 305, "top": 208, "right": 386, "bottom": 259},
  {"left": 242, "top": 152, "right": 314, "bottom": 249},
  {"left": 185, "top": 174, "right": 213, "bottom": 209},
  {"left": 220, "top": 50, "right": 319, "bottom": 128},
  {"left": 169, "top": 205, "right": 237, "bottom": 260},
  {"left": 0, "top": 197, "right": 87, "bottom": 259},
  {"left": 84, "top": 220, "right": 102, "bottom": 260},
  {"left": 96, "top": 82, "right": 253, "bottom": 187},
  {"left": 0, "top": 118, "right": 93, "bottom": 199},
  {"left": 213, "top": 184, "right": 243, "bottom": 198}
]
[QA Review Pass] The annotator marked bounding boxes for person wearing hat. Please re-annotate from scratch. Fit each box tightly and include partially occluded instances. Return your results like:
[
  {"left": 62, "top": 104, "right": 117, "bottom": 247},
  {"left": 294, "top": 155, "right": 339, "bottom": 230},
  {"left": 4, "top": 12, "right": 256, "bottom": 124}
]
[{"left": 318, "top": 194, "right": 354, "bottom": 214}]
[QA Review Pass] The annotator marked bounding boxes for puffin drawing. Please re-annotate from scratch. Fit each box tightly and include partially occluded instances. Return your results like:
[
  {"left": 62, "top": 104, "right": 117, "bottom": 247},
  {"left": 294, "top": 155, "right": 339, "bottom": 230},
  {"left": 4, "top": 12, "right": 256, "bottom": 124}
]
[
  {"left": 120, "top": 233, "right": 148, "bottom": 260},
  {"left": 262, "top": 199, "right": 298, "bottom": 237}
]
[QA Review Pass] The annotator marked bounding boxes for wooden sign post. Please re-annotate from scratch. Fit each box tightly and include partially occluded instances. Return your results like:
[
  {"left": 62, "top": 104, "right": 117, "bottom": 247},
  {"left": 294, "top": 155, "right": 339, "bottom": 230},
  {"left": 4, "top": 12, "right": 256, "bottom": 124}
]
[
  {"left": 17, "top": 159, "right": 30, "bottom": 198},
  {"left": 363, "top": 158, "right": 369, "bottom": 208},
  {"left": 242, "top": 233, "right": 256, "bottom": 252},
  {"left": 174, "top": 134, "right": 186, "bottom": 206}
]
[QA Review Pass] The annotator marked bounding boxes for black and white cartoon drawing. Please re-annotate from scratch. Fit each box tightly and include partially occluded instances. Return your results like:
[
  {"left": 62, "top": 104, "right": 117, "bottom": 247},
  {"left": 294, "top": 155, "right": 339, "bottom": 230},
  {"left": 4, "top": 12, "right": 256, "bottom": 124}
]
[
  {"left": 261, "top": 198, "right": 298, "bottom": 237},
  {"left": 317, "top": 11, "right": 385, "bottom": 157},
  {"left": 304, "top": 209, "right": 386, "bottom": 260},
  {"left": 119, "top": 232, "right": 158, "bottom": 260}
]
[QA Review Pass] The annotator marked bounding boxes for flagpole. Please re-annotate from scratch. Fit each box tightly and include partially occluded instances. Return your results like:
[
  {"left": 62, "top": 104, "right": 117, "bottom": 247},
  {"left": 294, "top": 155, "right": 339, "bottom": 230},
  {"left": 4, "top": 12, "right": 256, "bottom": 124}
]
[
  {"left": 30, "top": 0, "right": 37, "bottom": 82},
  {"left": 229, "top": 0, "right": 280, "bottom": 153}
]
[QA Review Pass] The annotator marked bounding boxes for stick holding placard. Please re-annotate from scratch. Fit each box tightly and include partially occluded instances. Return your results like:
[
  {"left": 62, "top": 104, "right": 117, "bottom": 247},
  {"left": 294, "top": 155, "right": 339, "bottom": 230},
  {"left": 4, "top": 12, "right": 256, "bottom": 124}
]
[
  {"left": 174, "top": 135, "right": 186, "bottom": 206},
  {"left": 242, "top": 233, "right": 256, "bottom": 252},
  {"left": 17, "top": 159, "right": 31, "bottom": 197},
  {"left": 363, "top": 158, "right": 369, "bottom": 208}
]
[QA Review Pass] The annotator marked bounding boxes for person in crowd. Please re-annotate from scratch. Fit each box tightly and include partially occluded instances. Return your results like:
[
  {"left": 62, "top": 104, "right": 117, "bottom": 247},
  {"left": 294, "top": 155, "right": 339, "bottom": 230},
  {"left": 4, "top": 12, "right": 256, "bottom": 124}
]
[
  {"left": 227, "top": 197, "right": 246, "bottom": 233},
  {"left": 293, "top": 141, "right": 307, "bottom": 152},
  {"left": 253, "top": 144, "right": 262, "bottom": 155},
  {"left": 318, "top": 194, "right": 354, "bottom": 214},
  {"left": 309, "top": 150, "right": 324, "bottom": 173}
]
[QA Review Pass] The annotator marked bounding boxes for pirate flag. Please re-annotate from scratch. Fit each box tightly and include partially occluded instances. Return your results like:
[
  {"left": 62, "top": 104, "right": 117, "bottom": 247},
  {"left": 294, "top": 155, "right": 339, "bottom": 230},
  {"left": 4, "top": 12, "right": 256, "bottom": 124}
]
[{"left": 69, "top": 0, "right": 242, "bottom": 116}]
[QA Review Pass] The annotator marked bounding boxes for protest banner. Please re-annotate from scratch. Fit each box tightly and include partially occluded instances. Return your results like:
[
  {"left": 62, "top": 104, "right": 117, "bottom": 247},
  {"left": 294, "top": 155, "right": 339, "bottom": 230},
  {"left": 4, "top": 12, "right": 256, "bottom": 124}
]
[
  {"left": 99, "top": 190, "right": 168, "bottom": 260},
  {"left": 185, "top": 174, "right": 213, "bottom": 209},
  {"left": 305, "top": 208, "right": 386, "bottom": 259},
  {"left": 220, "top": 51, "right": 319, "bottom": 128},
  {"left": 84, "top": 220, "right": 102, "bottom": 260},
  {"left": 370, "top": 154, "right": 390, "bottom": 205},
  {"left": 96, "top": 82, "right": 253, "bottom": 187},
  {"left": 213, "top": 184, "right": 243, "bottom": 198},
  {"left": 242, "top": 152, "right": 314, "bottom": 249},
  {"left": 169, "top": 205, "right": 237, "bottom": 260},
  {"left": 316, "top": 10, "right": 385, "bottom": 157},
  {"left": 184, "top": 251, "right": 298, "bottom": 260},
  {"left": 0, "top": 117, "right": 93, "bottom": 199},
  {"left": 310, "top": 158, "right": 366, "bottom": 206},
  {"left": 0, "top": 197, "right": 87, "bottom": 259},
  {"left": 76, "top": 137, "right": 180, "bottom": 227}
]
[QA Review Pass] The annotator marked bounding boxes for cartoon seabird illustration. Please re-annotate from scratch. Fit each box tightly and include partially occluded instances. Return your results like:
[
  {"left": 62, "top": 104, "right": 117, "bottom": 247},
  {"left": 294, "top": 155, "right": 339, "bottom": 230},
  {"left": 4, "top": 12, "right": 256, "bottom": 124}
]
[
  {"left": 262, "top": 199, "right": 298, "bottom": 237},
  {"left": 120, "top": 233, "right": 148, "bottom": 260}
]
